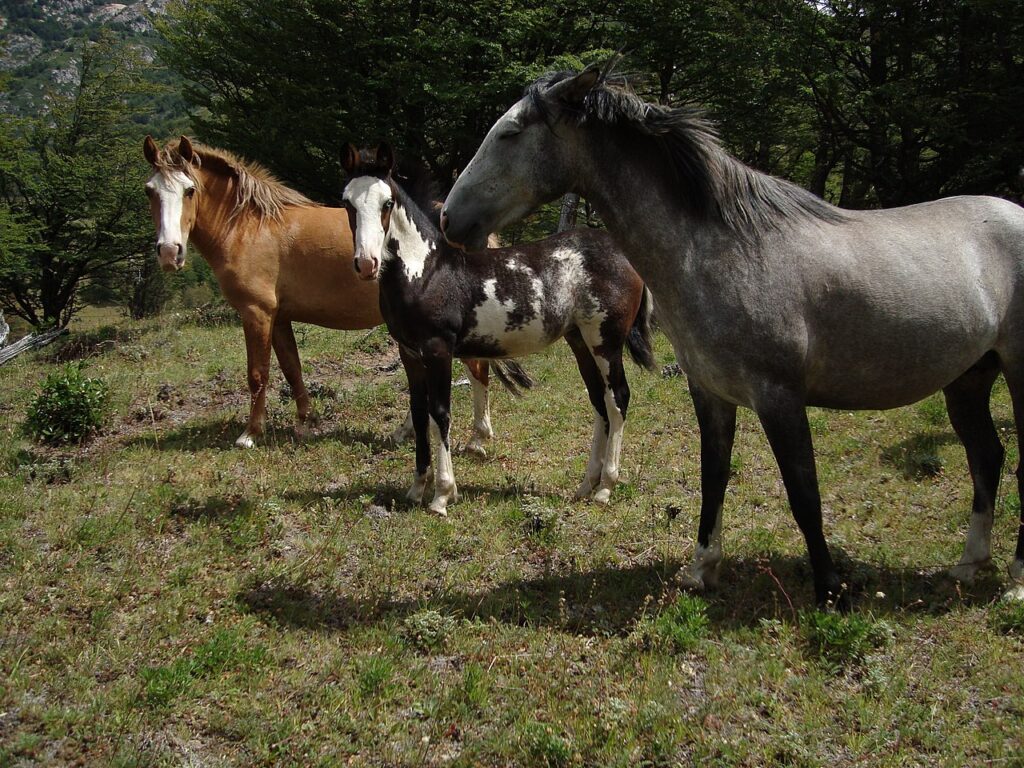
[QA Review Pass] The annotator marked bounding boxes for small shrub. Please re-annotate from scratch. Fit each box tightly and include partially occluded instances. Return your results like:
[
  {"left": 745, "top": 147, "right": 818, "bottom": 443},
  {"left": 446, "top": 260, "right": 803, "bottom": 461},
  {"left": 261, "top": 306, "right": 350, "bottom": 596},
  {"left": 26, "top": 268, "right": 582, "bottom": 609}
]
[
  {"left": 801, "top": 610, "right": 893, "bottom": 670},
  {"left": 188, "top": 301, "right": 237, "bottom": 327},
  {"left": 24, "top": 363, "right": 109, "bottom": 445},
  {"left": 399, "top": 609, "right": 456, "bottom": 652}
]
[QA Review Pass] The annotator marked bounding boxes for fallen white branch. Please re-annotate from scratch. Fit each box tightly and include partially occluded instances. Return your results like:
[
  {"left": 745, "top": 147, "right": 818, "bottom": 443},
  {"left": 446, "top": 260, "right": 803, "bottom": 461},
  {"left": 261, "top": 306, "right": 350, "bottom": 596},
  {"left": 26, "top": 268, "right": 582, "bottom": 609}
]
[{"left": 0, "top": 326, "right": 68, "bottom": 366}]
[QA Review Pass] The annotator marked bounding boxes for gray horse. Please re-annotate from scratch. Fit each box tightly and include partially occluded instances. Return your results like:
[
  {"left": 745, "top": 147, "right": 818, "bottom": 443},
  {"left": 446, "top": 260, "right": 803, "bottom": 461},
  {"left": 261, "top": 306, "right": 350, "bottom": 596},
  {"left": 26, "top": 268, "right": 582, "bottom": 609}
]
[{"left": 441, "top": 65, "right": 1024, "bottom": 607}]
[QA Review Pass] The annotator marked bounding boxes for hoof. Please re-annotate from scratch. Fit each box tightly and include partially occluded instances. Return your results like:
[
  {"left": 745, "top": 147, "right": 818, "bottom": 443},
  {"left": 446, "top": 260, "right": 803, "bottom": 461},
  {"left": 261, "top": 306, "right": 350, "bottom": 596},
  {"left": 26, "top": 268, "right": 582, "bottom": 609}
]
[
  {"left": 675, "top": 569, "right": 707, "bottom": 593},
  {"left": 464, "top": 440, "right": 487, "bottom": 459},
  {"left": 428, "top": 500, "right": 450, "bottom": 517},
  {"left": 592, "top": 487, "right": 612, "bottom": 505},
  {"left": 294, "top": 423, "right": 310, "bottom": 442},
  {"left": 1002, "top": 584, "right": 1024, "bottom": 603},
  {"left": 234, "top": 433, "right": 256, "bottom": 449},
  {"left": 406, "top": 480, "right": 428, "bottom": 504},
  {"left": 574, "top": 478, "right": 598, "bottom": 500},
  {"left": 949, "top": 559, "right": 993, "bottom": 584},
  {"left": 389, "top": 422, "right": 415, "bottom": 446}
]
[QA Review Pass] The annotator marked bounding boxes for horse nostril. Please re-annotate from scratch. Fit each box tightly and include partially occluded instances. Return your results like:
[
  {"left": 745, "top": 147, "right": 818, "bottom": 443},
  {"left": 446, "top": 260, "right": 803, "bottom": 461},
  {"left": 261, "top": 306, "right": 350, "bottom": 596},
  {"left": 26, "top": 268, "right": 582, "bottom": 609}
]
[
  {"left": 440, "top": 210, "right": 449, "bottom": 234},
  {"left": 177, "top": 243, "right": 183, "bottom": 256}
]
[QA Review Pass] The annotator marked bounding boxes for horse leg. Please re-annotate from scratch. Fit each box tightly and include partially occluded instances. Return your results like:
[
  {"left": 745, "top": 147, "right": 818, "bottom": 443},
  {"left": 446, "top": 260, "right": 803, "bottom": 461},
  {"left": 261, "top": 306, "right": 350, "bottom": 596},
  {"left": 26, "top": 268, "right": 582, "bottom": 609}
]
[
  {"left": 426, "top": 355, "right": 458, "bottom": 515},
  {"left": 581, "top": 327, "right": 626, "bottom": 507},
  {"left": 271, "top": 320, "right": 312, "bottom": 441},
  {"left": 564, "top": 329, "right": 610, "bottom": 500},
  {"left": 464, "top": 359, "right": 493, "bottom": 457},
  {"left": 678, "top": 381, "right": 736, "bottom": 592},
  {"left": 400, "top": 346, "right": 431, "bottom": 503},
  {"left": 1000, "top": 365, "right": 1024, "bottom": 600},
  {"left": 235, "top": 308, "right": 275, "bottom": 449},
  {"left": 756, "top": 386, "right": 845, "bottom": 609},
  {"left": 943, "top": 358, "right": 1003, "bottom": 582}
]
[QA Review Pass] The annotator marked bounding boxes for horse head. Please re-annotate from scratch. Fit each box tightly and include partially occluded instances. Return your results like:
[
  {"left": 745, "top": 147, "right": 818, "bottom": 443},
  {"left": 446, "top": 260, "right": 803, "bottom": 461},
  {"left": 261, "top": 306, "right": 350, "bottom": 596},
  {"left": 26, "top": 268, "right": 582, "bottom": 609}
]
[
  {"left": 143, "top": 135, "right": 201, "bottom": 272},
  {"left": 441, "top": 66, "right": 601, "bottom": 249},
  {"left": 341, "top": 142, "right": 398, "bottom": 281}
]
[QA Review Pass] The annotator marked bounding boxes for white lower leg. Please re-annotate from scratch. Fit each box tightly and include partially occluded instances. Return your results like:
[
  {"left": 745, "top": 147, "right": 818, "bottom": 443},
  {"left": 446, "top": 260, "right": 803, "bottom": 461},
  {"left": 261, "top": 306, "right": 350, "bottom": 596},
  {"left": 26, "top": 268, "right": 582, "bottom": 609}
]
[
  {"left": 593, "top": 390, "right": 624, "bottom": 504},
  {"left": 465, "top": 376, "right": 493, "bottom": 457},
  {"left": 1005, "top": 559, "right": 1024, "bottom": 602},
  {"left": 407, "top": 468, "right": 430, "bottom": 503},
  {"left": 679, "top": 509, "right": 724, "bottom": 591},
  {"left": 575, "top": 414, "right": 607, "bottom": 499},
  {"left": 428, "top": 417, "right": 458, "bottom": 515},
  {"left": 949, "top": 512, "right": 994, "bottom": 582}
]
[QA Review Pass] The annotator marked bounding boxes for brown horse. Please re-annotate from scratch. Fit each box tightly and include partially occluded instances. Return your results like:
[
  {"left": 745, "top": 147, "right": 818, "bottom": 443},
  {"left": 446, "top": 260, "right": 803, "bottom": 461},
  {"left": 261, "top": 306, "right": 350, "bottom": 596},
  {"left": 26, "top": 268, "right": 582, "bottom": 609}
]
[{"left": 142, "top": 135, "right": 506, "bottom": 451}]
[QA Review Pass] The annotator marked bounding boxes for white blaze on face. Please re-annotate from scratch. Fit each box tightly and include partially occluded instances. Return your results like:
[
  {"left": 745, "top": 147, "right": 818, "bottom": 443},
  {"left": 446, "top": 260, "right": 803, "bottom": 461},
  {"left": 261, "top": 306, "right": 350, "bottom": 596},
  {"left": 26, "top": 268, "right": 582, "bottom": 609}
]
[
  {"left": 147, "top": 169, "right": 194, "bottom": 260},
  {"left": 343, "top": 176, "right": 391, "bottom": 278}
]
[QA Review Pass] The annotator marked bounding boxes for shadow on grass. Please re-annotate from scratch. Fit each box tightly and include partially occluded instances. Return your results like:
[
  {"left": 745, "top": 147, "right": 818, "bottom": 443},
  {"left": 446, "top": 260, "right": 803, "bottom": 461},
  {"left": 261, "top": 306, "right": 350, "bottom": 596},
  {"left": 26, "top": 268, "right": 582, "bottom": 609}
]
[
  {"left": 125, "top": 417, "right": 243, "bottom": 452},
  {"left": 236, "top": 550, "right": 1007, "bottom": 638},
  {"left": 124, "top": 417, "right": 396, "bottom": 453},
  {"left": 880, "top": 419, "right": 1015, "bottom": 479},
  {"left": 282, "top": 479, "right": 552, "bottom": 511}
]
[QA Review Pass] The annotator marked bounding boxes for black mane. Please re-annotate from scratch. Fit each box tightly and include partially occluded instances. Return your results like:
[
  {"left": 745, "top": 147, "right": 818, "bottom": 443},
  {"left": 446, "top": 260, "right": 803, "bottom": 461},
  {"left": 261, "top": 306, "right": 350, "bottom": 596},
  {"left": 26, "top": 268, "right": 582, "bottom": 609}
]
[{"left": 528, "top": 70, "right": 848, "bottom": 236}]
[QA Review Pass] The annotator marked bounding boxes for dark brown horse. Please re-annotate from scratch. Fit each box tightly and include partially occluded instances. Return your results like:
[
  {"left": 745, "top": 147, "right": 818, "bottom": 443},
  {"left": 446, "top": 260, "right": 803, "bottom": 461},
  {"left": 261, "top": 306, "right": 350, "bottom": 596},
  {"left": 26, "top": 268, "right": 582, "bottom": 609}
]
[{"left": 342, "top": 143, "right": 654, "bottom": 514}]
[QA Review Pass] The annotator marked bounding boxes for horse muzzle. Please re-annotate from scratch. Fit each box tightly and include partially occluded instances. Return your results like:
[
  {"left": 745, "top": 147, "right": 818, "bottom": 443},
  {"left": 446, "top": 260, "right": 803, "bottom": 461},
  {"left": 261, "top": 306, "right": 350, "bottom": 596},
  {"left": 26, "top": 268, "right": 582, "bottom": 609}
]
[
  {"left": 353, "top": 254, "right": 379, "bottom": 281},
  {"left": 439, "top": 206, "right": 480, "bottom": 251},
  {"left": 157, "top": 242, "right": 185, "bottom": 272}
]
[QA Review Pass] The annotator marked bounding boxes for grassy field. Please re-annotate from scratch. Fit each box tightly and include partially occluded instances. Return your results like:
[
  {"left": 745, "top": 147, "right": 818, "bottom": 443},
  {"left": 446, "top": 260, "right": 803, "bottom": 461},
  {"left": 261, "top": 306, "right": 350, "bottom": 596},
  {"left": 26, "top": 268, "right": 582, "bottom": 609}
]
[{"left": 1, "top": 307, "right": 1023, "bottom": 767}]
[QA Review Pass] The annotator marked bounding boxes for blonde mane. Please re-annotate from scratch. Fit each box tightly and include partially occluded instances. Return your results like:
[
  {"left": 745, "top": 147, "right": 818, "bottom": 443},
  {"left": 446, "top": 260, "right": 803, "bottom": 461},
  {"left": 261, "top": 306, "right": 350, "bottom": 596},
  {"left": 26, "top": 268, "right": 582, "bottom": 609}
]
[{"left": 154, "top": 139, "right": 313, "bottom": 220}]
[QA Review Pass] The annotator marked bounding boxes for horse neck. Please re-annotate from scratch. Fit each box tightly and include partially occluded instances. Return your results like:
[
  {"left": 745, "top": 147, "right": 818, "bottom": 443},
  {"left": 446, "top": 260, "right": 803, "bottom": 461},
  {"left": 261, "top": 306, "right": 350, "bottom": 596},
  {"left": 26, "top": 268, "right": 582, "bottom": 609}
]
[
  {"left": 188, "top": 169, "right": 250, "bottom": 267},
  {"left": 384, "top": 193, "right": 442, "bottom": 280},
  {"left": 576, "top": 129, "right": 729, "bottom": 268}
]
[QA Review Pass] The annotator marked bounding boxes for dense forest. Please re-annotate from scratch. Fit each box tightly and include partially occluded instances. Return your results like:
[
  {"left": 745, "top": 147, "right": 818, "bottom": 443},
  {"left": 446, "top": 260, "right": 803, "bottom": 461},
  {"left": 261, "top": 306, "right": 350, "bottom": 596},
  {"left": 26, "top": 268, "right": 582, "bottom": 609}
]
[{"left": 1, "top": 0, "right": 1023, "bottom": 328}]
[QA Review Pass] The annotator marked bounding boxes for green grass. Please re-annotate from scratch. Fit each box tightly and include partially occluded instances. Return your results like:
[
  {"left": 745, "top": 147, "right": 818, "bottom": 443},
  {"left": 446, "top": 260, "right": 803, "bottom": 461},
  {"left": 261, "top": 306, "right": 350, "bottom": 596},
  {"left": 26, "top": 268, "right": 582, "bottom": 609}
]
[{"left": 1, "top": 308, "right": 1023, "bottom": 765}]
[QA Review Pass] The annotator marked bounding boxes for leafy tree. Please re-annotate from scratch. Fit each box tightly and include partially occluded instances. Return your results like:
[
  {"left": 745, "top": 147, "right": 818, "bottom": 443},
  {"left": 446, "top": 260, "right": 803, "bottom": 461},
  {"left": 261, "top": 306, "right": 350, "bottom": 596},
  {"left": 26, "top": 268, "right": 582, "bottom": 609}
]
[
  {"left": 0, "top": 33, "right": 156, "bottom": 328},
  {"left": 159, "top": 0, "right": 617, "bottom": 198},
  {"left": 802, "top": 0, "right": 1024, "bottom": 206}
]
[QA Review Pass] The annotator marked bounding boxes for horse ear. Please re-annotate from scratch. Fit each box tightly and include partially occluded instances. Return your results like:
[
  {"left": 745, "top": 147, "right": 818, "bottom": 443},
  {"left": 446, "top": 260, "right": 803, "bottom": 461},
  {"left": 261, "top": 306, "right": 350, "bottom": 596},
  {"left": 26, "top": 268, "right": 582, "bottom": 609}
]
[
  {"left": 548, "top": 65, "right": 601, "bottom": 106},
  {"left": 341, "top": 143, "right": 360, "bottom": 175},
  {"left": 143, "top": 135, "right": 159, "bottom": 165},
  {"left": 179, "top": 136, "right": 200, "bottom": 167},
  {"left": 376, "top": 142, "right": 396, "bottom": 174}
]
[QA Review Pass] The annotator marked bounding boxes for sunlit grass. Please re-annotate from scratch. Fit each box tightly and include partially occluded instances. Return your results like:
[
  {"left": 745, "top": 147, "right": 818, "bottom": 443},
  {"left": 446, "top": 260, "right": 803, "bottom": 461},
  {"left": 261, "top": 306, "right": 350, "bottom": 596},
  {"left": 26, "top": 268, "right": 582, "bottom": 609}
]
[{"left": 1, "top": 308, "right": 1022, "bottom": 765}]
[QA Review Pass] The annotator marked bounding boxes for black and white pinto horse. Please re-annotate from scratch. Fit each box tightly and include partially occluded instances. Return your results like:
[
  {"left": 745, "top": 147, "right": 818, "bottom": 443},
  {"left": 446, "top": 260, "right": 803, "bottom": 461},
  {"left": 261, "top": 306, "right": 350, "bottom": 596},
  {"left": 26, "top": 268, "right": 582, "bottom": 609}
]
[
  {"left": 442, "top": 65, "right": 1024, "bottom": 606},
  {"left": 341, "top": 143, "right": 655, "bottom": 514}
]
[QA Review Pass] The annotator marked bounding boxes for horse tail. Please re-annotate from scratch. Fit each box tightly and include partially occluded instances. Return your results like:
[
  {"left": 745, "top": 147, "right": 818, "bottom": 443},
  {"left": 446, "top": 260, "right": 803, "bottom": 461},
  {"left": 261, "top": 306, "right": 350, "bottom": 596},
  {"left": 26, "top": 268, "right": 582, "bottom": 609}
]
[
  {"left": 491, "top": 359, "right": 535, "bottom": 396},
  {"left": 626, "top": 286, "right": 657, "bottom": 371}
]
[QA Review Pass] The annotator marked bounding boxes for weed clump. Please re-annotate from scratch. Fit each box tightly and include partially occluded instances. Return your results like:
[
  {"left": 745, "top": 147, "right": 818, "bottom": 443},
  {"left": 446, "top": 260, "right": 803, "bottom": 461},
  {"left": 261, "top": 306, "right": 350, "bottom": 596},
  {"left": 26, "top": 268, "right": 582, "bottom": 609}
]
[
  {"left": 399, "top": 609, "right": 456, "bottom": 652},
  {"left": 632, "top": 593, "right": 710, "bottom": 652},
  {"left": 800, "top": 610, "right": 893, "bottom": 671},
  {"left": 989, "top": 598, "right": 1024, "bottom": 636},
  {"left": 24, "top": 363, "right": 109, "bottom": 445},
  {"left": 520, "top": 721, "right": 577, "bottom": 767}
]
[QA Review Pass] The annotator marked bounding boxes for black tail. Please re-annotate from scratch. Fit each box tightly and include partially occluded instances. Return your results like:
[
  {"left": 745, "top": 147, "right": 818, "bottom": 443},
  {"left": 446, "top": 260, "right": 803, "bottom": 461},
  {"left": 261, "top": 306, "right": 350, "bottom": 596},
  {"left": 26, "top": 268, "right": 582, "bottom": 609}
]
[
  {"left": 491, "top": 359, "right": 535, "bottom": 397},
  {"left": 626, "top": 287, "right": 657, "bottom": 371}
]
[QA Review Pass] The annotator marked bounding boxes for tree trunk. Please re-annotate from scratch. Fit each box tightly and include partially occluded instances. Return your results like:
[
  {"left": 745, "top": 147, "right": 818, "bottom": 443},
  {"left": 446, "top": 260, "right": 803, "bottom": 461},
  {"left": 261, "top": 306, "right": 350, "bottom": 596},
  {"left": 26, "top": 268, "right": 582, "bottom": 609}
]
[{"left": 557, "top": 193, "right": 580, "bottom": 232}]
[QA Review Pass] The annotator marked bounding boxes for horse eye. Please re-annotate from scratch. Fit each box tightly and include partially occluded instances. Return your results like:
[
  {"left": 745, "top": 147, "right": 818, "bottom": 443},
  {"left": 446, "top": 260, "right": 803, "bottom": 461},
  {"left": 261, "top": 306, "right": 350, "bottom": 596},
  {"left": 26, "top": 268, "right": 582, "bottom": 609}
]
[
  {"left": 498, "top": 127, "right": 522, "bottom": 140},
  {"left": 383, "top": 199, "right": 394, "bottom": 211},
  {"left": 184, "top": 187, "right": 195, "bottom": 198}
]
